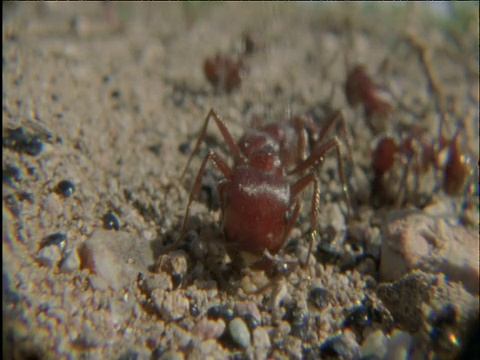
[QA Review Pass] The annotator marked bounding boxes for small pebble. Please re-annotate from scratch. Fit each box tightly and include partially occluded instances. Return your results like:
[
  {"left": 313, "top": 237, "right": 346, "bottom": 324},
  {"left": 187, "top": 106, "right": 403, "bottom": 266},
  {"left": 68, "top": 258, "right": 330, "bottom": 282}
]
[
  {"left": 343, "top": 304, "right": 376, "bottom": 331},
  {"left": 152, "top": 289, "right": 189, "bottom": 321},
  {"left": 103, "top": 211, "right": 120, "bottom": 231},
  {"left": 171, "top": 273, "right": 183, "bottom": 289},
  {"left": 228, "top": 317, "right": 251, "bottom": 349},
  {"left": 252, "top": 326, "right": 271, "bottom": 349},
  {"left": 138, "top": 272, "right": 173, "bottom": 293},
  {"left": 283, "top": 303, "right": 310, "bottom": 339},
  {"left": 308, "top": 287, "right": 330, "bottom": 310},
  {"left": 148, "top": 143, "right": 163, "bottom": 156},
  {"left": 55, "top": 180, "right": 76, "bottom": 198},
  {"left": 111, "top": 89, "right": 121, "bottom": 98},
  {"left": 242, "top": 313, "right": 260, "bottom": 330},
  {"left": 40, "top": 232, "right": 68, "bottom": 253},
  {"left": 207, "top": 304, "right": 235, "bottom": 322},
  {"left": 3, "top": 127, "right": 44, "bottom": 156},
  {"left": 192, "top": 318, "right": 226, "bottom": 340},
  {"left": 60, "top": 250, "right": 81, "bottom": 273},
  {"left": 178, "top": 142, "right": 191, "bottom": 154},
  {"left": 37, "top": 245, "right": 62, "bottom": 267},
  {"left": 234, "top": 301, "right": 261, "bottom": 324},
  {"left": 190, "top": 299, "right": 201, "bottom": 317},
  {"left": 155, "top": 251, "right": 188, "bottom": 277},
  {"left": 361, "top": 329, "right": 388, "bottom": 359},
  {"left": 384, "top": 329, "right": 412, "bottom": 360}
]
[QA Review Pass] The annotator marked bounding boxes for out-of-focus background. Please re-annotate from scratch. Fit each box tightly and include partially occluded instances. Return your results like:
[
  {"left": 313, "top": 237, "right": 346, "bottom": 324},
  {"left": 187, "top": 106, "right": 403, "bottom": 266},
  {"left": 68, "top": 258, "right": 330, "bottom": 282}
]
[{"left": 3, "top": 2, "right": 478, "bottom": 360}]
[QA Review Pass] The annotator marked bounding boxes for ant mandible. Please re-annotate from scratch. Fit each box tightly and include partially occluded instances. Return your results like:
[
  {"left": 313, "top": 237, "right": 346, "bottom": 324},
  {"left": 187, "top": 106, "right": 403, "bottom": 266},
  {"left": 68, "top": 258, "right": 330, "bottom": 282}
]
[
  {"left": 371, "top": 116, "right": 474, "bottom": 206},
  {"left": 173, "top": 108, "right": 353, "bottom": 271}
]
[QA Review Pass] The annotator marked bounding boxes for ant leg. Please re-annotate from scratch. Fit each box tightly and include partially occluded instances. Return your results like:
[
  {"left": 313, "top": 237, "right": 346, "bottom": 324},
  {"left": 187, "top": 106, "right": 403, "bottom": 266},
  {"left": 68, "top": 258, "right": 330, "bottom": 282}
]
[
  {"left": 181, "top": 108, "right": 244, "bottom": 179},
  {"left": 181, "top": 150, "right": 232, "bottom": 239},
  {"left": 444, "top": 133, "right": 471, "bottom": 196},
  {"left": 290, "top": 137, "right": 352, "bottom": 216},
  {"left": 163, "top": 150, "right": 233, "bottom": 253},
  {"left": 311, "top": 110, "right": 354, "bottom": 165},
  {"left": 285, "top": 202, "right": 301, "bottom": 239},
  {"left": 394, "top": 155, "right": 413, "bottom": 207},
  {"left": 292, "top": 115, "right": 308, "bottom": 163},
  {"left": 290, "top": 172, "right": 320, "bottom": 269}
]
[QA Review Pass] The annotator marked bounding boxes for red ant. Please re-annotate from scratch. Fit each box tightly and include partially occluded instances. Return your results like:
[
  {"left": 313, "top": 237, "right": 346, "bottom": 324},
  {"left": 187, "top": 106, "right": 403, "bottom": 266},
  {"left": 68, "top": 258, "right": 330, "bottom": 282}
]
[
  {"left": 203, "top": 32, "right": 261, "bottom": 93},
  {"left": 344, "top": 64, "right": 393, "bottom": 131},
  {"left": 203, "top": 54, "right": 244, "bottom": 93},
  {"left": 170, "top": 108, "right": 353, "bottom": 272},
  {"left": 371, "top": 116, "right": 474, "bottom": 206}
]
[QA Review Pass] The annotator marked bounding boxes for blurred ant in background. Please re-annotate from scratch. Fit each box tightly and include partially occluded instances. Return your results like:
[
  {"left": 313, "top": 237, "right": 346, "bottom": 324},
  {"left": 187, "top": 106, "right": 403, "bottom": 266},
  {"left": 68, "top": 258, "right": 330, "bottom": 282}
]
[
  {"left": 371, "top": 115, "right": 475, "bottom": 207},
  {"left": 203, "top": 32, "right": 262, "bottom": 93},
  {"left": 344, "top": 36, "right": 477, "bottom": 208},
  {"left": 344, "top": 53, "right": 394, "bottom": 134}
]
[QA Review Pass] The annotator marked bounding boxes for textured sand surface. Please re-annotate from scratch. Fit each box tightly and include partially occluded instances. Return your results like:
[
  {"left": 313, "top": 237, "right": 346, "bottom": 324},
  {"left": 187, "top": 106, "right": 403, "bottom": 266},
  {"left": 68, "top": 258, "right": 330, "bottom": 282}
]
[{"left": 3, "top": 3, "right": 479, "bottom": 360}]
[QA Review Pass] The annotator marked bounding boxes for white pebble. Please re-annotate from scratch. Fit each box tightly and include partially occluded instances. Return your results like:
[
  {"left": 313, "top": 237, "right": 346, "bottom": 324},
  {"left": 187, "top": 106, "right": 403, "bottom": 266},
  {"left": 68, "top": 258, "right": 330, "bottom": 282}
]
[
  {"left": 228, "top": 317, "right": 251, "bottom": 349},
  {"left": 60, "top": 250, "right": 80, "bottom": 272},
  {"left": 385, "top": 329, "right": 412, "bottom": 360},
  {"left": 37, "top": 245, "right": 62, "bottom": 267},
  {"left": 361, "top": 329, "right": 388, "bottom": 359}
]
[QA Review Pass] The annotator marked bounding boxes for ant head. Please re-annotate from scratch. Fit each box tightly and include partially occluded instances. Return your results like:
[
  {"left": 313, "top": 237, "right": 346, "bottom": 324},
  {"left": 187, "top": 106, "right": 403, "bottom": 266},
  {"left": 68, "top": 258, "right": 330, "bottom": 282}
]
[
  {"left": 238, "top": 129, "right": 280, "bottom": 159},
  {"left": 249, "top": 147, "right": 282, "bottom": 175}
]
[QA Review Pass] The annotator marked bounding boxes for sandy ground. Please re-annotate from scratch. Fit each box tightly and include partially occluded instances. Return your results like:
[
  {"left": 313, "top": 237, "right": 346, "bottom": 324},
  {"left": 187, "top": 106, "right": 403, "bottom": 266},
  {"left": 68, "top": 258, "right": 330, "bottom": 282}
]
[{"left": 3, "top": 3, "right": 479, "bottom": 360}]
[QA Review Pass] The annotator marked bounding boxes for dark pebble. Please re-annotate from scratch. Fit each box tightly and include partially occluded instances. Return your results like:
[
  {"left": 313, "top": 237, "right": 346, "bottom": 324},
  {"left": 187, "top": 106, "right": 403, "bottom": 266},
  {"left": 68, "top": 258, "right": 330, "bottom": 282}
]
[
  {"left": 178, "top": 142, "right": 191, "bottom": 154},
  {"left": 308, "top": 287, "right": 330, "bottom": 310},
  {"left": 23, "top": 135, "right": 44, "bottom": 156},
  {"left": 241, "top": 313, "right": 260, "bottom": 330},
  {"left": 103, "top": 75, "right": 113, "bottom": 84},
  {"left": 171, "top": 273, "right": 183, "bottom": 290},
  {"left": 40, "top": 233, "right": 68, "bottom": 253},
  {"left": 207, "top": 304, "right": 235, "bottom": 322},
  {"left": 190, "top": 300, "right": 201, "bottom": 317},
  {"left": 344, "top": 305, "right": 372, "bottom": 329},
  {"left": 103, "top": 211, "right": 120, "bottom": 231},
  {"left": 55, "top": 180, "right": 76, "bottom": 198},
  {"left": 147, "top": 143, "right": 163, "bottom": 156},
  {"left": 111, "top": 89, "right": 121, "bottom": 98},
  {"left": 283, "top": 302, "right": 310, "bottom": 339},
  {"left": 3, "top": 127, "right": 44, "bottom": 156}
]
